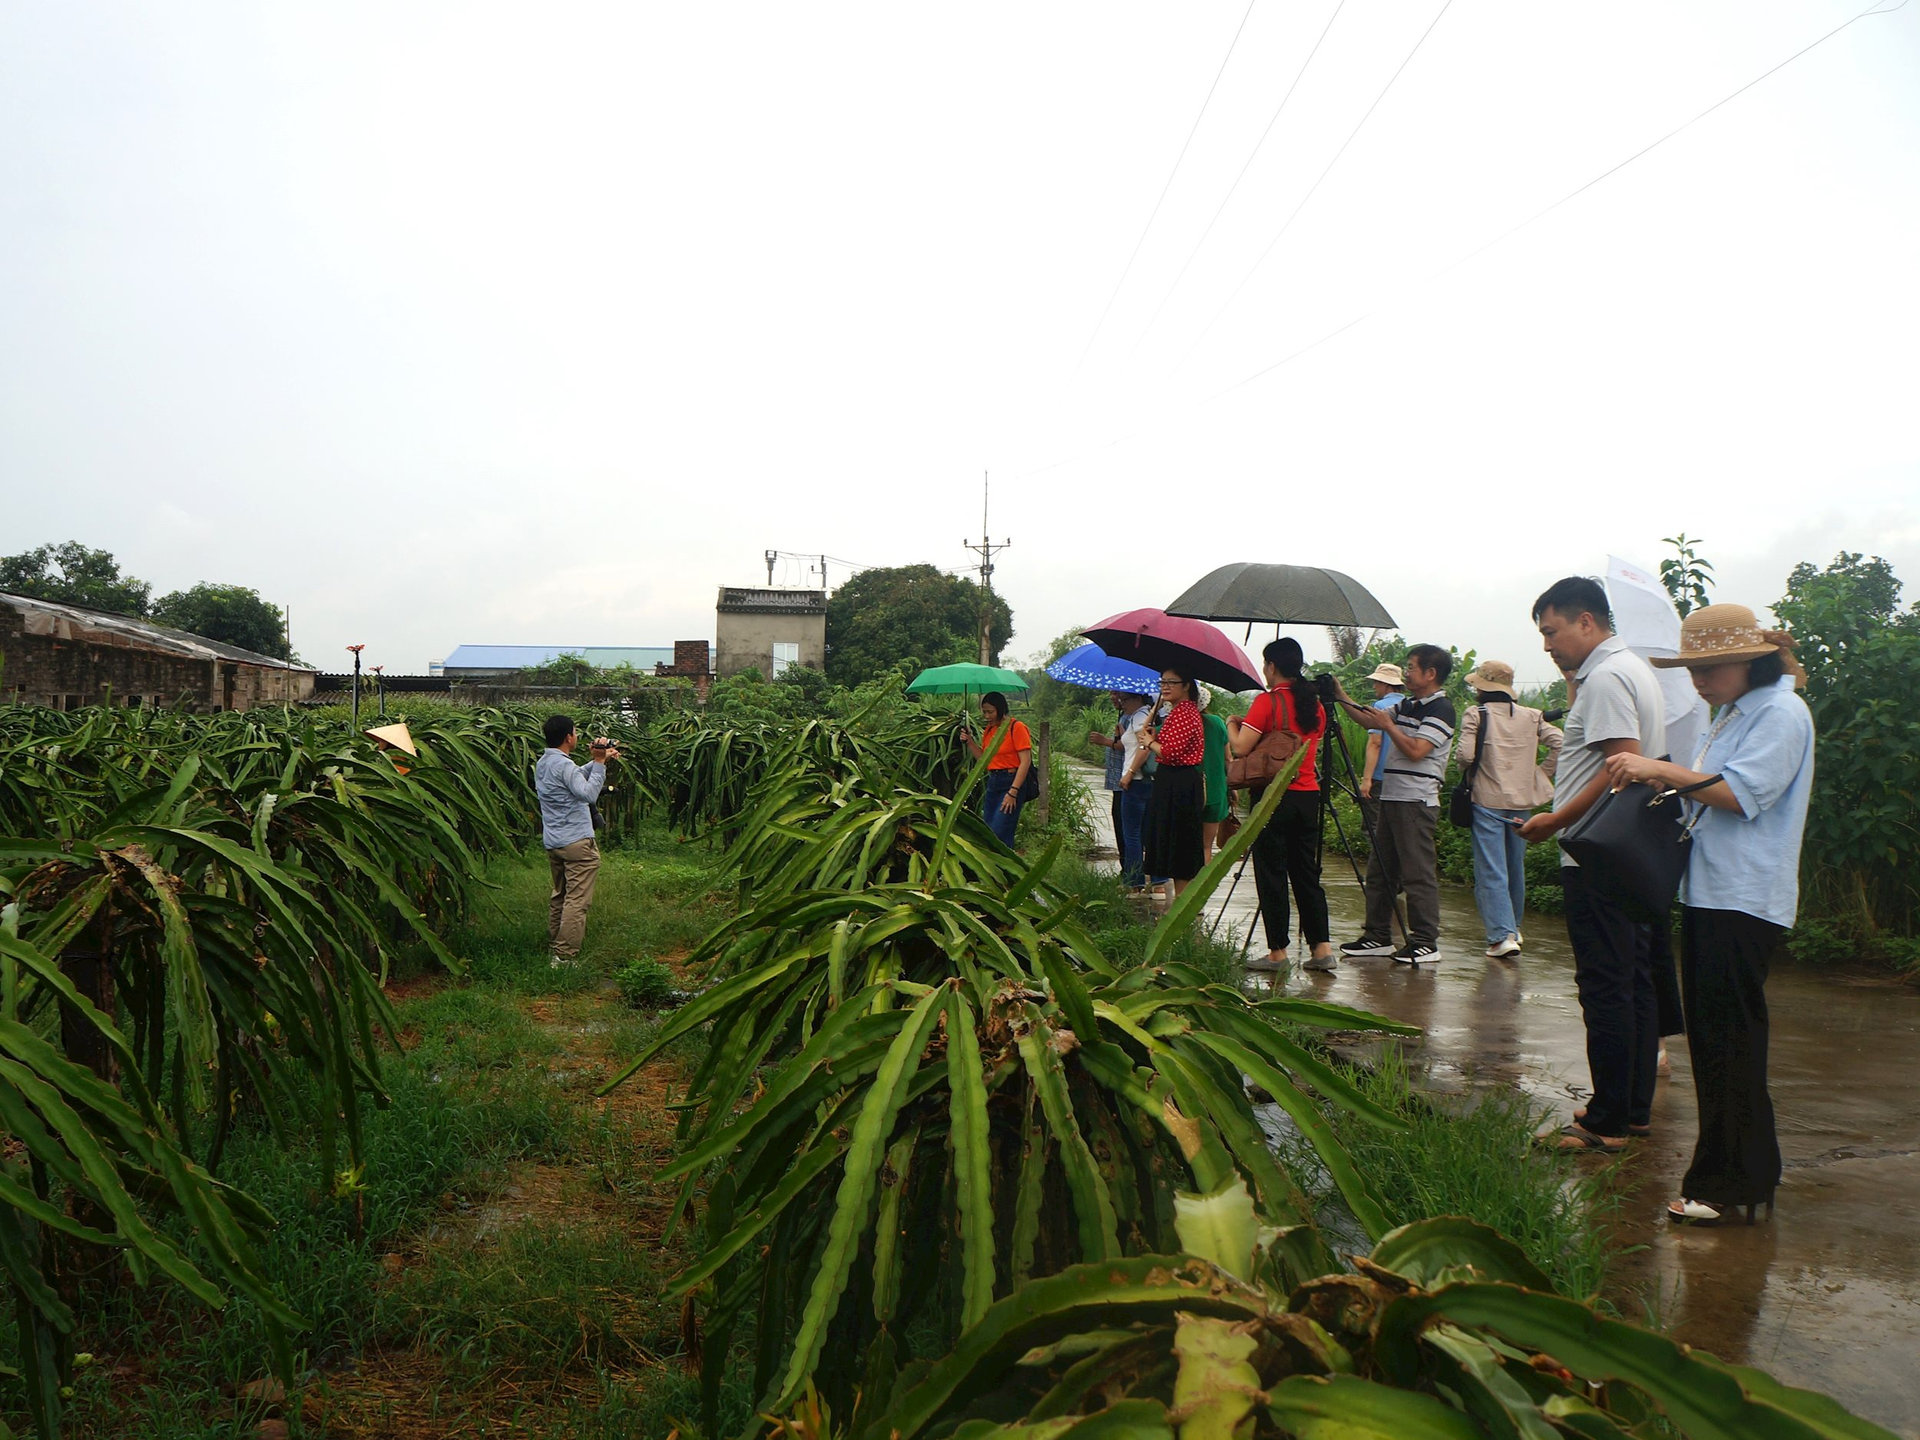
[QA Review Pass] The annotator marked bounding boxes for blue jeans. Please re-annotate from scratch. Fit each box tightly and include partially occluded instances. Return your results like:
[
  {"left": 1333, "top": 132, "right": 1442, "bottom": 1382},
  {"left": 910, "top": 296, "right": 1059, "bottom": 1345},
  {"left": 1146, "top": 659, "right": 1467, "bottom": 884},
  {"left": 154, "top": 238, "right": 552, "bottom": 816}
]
[
  {"left": 983, "top": 769, "right": 1022, "bottom": 846},
  {"left": 1119, "top": 778, "right": 1153, "bottom": 885},
  {"left": 1471, "top": 804, "right": 1529, "bottom": 944}
]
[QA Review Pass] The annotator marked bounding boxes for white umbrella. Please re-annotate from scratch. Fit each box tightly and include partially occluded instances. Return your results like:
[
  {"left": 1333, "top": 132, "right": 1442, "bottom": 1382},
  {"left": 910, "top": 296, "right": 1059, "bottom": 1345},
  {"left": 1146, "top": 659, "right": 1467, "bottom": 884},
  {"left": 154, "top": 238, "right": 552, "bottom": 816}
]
[{"left": 1606, "top": 555, "right": 1710, "bottom": 764}]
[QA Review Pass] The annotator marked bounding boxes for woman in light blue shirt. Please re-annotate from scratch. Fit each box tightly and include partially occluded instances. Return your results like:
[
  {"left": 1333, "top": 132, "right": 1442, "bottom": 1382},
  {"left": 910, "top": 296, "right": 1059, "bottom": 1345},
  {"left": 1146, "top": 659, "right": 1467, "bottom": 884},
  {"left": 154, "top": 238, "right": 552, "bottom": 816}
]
[{"left": 1604, "top": 605, "right": 1814, "bottom": 1227}]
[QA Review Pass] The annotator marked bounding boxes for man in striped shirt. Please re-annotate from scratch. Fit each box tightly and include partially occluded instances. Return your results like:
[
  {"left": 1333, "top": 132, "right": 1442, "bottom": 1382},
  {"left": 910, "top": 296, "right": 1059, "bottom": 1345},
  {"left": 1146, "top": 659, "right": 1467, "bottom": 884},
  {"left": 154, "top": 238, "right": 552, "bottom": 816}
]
[{"left": 1340, "top": 644, "right": 1457, "bottom": 964}]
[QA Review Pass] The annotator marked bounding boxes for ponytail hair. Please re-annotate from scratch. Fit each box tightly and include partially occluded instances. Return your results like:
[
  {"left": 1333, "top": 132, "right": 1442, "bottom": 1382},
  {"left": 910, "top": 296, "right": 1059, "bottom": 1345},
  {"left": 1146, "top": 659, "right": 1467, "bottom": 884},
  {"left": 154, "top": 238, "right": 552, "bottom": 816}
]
[{"left": 1261, "top": 637, "right": 1321, "bottom": 732}]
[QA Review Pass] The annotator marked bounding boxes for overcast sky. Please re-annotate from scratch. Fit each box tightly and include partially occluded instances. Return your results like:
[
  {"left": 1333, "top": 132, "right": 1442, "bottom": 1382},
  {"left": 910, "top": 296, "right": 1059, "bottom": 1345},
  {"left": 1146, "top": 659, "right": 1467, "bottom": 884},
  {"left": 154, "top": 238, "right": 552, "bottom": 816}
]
[{"left": 4, "top": 2, "right": 1916, "bottom": 684}]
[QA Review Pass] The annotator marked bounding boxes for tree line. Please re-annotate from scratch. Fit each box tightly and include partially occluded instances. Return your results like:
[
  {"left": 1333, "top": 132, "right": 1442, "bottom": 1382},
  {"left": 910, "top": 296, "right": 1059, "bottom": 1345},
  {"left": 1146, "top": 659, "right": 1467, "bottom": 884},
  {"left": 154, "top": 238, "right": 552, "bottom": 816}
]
[{"left": 0, "top": 540, "right": 295, "bottom": 661}]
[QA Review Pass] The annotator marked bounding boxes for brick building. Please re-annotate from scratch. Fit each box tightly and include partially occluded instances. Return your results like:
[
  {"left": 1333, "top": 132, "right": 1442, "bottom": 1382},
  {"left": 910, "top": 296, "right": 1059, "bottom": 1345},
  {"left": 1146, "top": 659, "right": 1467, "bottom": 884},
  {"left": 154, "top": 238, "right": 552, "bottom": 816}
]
[{"left": 1, "top": 591, "right": 314, "bottom": 711}]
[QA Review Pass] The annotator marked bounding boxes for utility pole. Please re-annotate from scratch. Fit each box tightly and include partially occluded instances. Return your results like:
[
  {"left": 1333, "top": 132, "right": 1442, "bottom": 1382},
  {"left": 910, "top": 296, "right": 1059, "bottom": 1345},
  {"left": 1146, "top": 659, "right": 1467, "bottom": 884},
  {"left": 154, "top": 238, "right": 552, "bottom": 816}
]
[
  {"left": 765, "top": 549, "right": 778, "bottom": 586},
  {"left": 962, "top": 471, "right": 1010, "bottom": 665},
  {"left": 346, "top": 644, "right": 365, "bottom": 726},
  {"left": 811, "top": 554, "right": 829, "bottom": 593}
]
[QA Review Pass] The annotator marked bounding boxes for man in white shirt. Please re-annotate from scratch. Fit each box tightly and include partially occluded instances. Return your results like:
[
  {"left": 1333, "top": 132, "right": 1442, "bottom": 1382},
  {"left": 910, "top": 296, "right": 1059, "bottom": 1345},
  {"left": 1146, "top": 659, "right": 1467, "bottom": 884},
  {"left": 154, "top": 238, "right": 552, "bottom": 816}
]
[{"left": 1519, "top": 577, "right": 1667, "bottom": 1152}]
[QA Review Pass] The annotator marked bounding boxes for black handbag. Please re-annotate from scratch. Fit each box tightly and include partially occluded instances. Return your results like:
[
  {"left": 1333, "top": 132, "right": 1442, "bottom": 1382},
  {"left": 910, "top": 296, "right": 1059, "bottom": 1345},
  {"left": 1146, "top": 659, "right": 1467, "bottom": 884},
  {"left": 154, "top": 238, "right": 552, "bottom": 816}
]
[
  {"left": 1447, "top": 705, "right": 1489, "bottom": 827},
  {"left": 1558, "top": 770, "right": 1723, "bottom": 923},
  {"left": 1019, "top": 761, "right": 1041, "bottom": 803}
]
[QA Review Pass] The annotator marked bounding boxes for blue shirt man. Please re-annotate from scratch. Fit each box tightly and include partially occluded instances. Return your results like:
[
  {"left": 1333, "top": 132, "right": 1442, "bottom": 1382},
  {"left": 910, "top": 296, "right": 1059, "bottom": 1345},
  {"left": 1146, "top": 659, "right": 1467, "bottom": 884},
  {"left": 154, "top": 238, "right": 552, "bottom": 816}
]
[
  {"left": 537, "top": 714, "right": 616, "bottom": 966},
  {"left": 1358, "top": 663, "right": 1405, "bottom": 794}
]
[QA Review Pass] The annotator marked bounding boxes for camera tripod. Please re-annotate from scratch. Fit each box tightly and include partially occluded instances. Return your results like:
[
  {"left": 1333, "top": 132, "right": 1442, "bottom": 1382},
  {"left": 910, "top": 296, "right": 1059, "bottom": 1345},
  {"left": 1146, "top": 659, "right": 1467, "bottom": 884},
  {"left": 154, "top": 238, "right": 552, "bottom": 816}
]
[{"left": 1211, "top": 678, "right": 1411, "bottom": 961}]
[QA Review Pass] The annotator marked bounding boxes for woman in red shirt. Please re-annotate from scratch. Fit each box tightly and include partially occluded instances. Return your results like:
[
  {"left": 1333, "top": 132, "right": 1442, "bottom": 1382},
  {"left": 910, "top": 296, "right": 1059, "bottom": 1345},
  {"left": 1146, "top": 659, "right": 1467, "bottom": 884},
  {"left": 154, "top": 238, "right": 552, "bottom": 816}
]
[
  {"left": 1228, "top": 637, "right": 1334, "bottom": 973},
  {"left": 964, "top": 690, "right": 1032, "bottom": 847},
  {"left": 1142, "top": 667, "right": 1206, "bottom": 896}
]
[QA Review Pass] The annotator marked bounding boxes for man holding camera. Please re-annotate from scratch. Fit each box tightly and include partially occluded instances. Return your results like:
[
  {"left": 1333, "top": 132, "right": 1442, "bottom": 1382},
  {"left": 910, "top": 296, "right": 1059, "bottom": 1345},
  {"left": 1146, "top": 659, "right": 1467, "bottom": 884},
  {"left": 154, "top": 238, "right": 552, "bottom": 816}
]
[
  {"left": 1337, "top": 644, "right": 1456, "bottom": 965},
  {"left": 537, "top": 714, "right": 618, "bottom": 968}
]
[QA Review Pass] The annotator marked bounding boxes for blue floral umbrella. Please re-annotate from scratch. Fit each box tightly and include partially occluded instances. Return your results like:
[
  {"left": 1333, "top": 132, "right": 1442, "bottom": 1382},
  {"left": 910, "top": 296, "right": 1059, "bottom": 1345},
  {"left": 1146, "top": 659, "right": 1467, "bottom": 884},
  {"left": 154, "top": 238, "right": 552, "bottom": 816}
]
[{"left": 1045, "top": 642, "right": 1160, "bottom": 695}]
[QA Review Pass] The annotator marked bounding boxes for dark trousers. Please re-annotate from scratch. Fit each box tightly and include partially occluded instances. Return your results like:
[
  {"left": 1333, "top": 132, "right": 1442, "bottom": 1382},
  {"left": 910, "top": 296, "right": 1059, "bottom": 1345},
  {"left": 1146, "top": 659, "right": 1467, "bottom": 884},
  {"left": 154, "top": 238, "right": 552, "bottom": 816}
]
[
  {"left": 1109, "top": 789, "right": 1124, "bottom": 857},
  {"left": 1252, "top": 789, "right": 1330, "bottom": 950},
  {"left": 1561, "top": 868, "right": 1659, "bottom": 1137},
  {"left": 1680, "top": 906, "right": 1784, "bottom": 1207},
  {"left": 1360, "top": 801, "right": 1439, "bottom": 946}
]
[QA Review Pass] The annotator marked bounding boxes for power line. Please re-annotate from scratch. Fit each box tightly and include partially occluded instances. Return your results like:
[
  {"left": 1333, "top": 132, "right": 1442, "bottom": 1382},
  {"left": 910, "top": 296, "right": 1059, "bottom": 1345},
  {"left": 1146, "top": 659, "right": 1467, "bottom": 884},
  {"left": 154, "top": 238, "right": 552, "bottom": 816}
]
[
  {"left": 1129, "top": 0, "right": 1350, "bottom": 355},
  {"left": 1209, "top": 0, "right": 1908, "bottom": 398},
  {"left": 1423, "top": 0, "right": 1911, "bottom": 288},
  {"left": 1180, "top": 0, "right": 1456, "bottom": 368},
  {"left": 1069, "top": 0, "right": 1259, "bottom": 376},
  {"left": 1011, "top": 0, "right": 1906, "bottom": 484}
]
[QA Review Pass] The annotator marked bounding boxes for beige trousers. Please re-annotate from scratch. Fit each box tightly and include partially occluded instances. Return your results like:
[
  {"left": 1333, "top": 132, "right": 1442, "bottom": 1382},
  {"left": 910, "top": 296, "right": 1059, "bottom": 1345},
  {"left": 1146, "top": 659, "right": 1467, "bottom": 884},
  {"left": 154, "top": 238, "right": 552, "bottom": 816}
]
[{"left": 546, "top": 837, "right": 602, "bottom": 960}]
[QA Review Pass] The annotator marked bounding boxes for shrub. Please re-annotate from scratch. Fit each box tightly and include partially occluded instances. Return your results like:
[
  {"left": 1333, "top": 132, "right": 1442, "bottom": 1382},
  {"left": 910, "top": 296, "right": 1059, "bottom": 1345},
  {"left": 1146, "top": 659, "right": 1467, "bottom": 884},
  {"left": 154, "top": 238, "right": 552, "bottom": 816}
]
[{"left": 614, "top": 956, "right": 681, "bottom": 1008}]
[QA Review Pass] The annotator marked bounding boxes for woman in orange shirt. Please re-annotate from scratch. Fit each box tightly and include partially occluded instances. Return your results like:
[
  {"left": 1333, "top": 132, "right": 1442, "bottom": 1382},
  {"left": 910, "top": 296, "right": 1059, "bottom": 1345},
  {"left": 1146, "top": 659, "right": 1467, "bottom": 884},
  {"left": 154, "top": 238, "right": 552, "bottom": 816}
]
[{"left": 964, "top": 690, "right": 1033, "bottom": 847}]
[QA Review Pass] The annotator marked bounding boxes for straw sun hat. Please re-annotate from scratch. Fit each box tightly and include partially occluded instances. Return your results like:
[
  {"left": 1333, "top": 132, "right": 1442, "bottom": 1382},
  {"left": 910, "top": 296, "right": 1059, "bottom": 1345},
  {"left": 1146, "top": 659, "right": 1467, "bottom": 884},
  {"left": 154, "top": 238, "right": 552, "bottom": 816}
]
[{"left": 1650, "top": 604, "right": 1805, "bottom": 684}]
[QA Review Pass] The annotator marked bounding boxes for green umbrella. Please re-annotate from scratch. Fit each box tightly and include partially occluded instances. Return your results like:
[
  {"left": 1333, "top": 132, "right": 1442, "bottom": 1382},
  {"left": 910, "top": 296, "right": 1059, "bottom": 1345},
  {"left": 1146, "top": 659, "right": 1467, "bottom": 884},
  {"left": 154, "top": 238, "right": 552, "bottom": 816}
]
[{"left": 906, "top": 663, "right": 1030, "bottom": 697}]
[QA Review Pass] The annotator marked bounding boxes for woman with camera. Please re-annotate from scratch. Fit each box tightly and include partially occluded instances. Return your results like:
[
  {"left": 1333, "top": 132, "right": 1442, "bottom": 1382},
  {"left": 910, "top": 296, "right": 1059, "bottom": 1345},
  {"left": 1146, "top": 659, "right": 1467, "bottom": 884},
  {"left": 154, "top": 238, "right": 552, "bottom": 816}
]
[{"left": 1600, "top": 604, "right": 1814, "bottom": 1226}]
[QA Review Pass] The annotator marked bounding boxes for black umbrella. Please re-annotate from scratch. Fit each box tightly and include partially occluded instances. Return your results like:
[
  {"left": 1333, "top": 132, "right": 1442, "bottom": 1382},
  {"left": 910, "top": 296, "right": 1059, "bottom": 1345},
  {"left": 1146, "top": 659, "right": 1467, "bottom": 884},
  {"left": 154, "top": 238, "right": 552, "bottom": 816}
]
[{"left": 1165, "top": 563, "right": 1396, "bottom": 629}]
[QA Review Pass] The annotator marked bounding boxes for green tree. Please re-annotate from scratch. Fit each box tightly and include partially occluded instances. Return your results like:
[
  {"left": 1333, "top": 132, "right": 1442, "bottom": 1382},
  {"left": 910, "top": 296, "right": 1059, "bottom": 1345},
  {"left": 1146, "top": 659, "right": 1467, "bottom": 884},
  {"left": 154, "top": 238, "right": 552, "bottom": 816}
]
[
  {"left": 824, "top": 564, "right": 1013, "bottom": 685},
  {"left": 1774, "top": 552, "right": 1920, "bottom": 936},
  {"left": 1659, "top": 532, "right": 1715, "bottom": 616},
  {"left": 0, "top": 540, "right": 152, "bottom": 615},
  {"left": 152, "top": 582, "right": 293, "bottom": 659}
]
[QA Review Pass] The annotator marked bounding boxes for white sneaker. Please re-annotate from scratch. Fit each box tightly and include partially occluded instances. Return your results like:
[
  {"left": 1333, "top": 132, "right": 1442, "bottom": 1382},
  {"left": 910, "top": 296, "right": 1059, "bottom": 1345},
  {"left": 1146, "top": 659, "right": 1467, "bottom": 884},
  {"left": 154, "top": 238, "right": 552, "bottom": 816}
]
[
  {"left": 1485, "top": 937, "right": 1521, "bottom": 959},
  {"left": 549, "top": 953, "right": 576, "bottom": 970}
]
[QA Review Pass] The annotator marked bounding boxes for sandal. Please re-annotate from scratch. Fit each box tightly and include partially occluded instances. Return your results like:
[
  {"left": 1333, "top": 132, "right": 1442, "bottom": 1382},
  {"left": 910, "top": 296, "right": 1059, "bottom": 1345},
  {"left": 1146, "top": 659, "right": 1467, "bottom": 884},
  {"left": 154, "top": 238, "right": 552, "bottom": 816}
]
[
  {"left": 1537, "top": 1123, "right": 1630, "bottom": 1154},
  {"left": 1668, "top": 1196, "right": 1773, "bottom": 1226},
  {"left": 1573, "top": 1106, "right": 1651, "bottom": 1138}
]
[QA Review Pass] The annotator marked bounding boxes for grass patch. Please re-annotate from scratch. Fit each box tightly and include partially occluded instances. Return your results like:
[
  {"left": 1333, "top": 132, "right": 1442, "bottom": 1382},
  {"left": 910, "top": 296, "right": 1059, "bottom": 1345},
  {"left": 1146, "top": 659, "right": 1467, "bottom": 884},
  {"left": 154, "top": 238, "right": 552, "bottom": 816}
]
[
  {"left": 1314, "top": 1046, "right": 1616, "bottom": 1302},
  {"left": 377, "top": 1216, "right": 678, "bottom": 1374},
  {"left": 448, "top": 828, "right": 729, "bottom": 993}
]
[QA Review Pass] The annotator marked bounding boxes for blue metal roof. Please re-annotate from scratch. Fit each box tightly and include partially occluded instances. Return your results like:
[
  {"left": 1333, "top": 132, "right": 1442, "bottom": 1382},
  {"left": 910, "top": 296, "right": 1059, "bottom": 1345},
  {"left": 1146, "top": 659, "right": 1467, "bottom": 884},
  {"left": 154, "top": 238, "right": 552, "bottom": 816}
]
[{"left": 443, "top": 645, "right": 684, "bottom": 670}]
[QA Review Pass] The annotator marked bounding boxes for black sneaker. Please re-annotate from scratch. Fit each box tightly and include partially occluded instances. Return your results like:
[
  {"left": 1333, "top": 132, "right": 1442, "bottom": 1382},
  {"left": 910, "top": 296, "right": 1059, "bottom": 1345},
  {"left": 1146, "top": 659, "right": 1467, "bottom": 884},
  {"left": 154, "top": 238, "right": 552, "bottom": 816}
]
[
  {"left": 1338, "top": 937, "right": 1396, "bottom": 958},
  {"left": 1393, "top": 943, "right": 1441, "bottom": 966}
]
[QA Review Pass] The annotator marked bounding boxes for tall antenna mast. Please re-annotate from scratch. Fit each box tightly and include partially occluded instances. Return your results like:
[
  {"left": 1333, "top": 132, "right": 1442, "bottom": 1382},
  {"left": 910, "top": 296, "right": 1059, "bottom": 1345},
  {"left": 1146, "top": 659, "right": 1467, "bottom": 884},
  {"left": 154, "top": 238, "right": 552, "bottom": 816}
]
[{"left": 961, "top": 470, "right": 1010, "bottom": 664}]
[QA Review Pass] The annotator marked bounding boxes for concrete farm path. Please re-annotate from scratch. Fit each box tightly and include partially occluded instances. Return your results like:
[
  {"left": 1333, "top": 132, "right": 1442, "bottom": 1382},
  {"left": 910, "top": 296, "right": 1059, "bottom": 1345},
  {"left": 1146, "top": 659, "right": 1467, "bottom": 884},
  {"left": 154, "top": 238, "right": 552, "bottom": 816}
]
[{"left": 1066, "top": 765, "right": 1920, "bottom": 1435}]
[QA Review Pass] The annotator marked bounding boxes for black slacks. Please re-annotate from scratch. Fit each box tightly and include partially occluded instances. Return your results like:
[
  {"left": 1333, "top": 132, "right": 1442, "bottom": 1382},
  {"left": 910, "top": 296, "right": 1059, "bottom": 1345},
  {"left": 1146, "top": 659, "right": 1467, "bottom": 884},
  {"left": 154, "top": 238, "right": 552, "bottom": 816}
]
[
  {"left": 1251, "top": 788, "right": 1330, "bottom": 950},
  {"left": 1679, "top": 906, "right": 1784, "bottom": 1207},
  {"left": 1561, "top": 867, "right": 1659, "bottom": 1138}
]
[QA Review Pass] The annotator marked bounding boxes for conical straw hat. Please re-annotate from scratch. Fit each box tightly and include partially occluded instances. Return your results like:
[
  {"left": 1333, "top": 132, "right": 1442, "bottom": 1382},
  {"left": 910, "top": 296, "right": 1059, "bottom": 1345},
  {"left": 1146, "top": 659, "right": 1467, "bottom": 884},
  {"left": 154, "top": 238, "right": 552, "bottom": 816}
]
[{"left": 364, "top": 722, "right": 418, "bottom": 756}]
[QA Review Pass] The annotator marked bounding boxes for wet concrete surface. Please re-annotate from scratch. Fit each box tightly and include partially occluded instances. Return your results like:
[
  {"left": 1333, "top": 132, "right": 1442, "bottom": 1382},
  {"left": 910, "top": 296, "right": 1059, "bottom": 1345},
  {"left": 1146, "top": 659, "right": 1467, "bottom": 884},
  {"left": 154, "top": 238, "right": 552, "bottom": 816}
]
[{"left": 1078, "top": 791, "right": 1920, "bottom": 1433}]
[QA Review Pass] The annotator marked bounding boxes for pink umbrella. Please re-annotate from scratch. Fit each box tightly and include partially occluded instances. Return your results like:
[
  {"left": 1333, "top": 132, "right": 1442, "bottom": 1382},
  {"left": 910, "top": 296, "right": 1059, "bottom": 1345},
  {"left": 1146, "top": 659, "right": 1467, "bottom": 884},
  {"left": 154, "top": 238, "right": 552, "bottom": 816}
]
[{"left": 1080, "top": 608, "right": 1264, "bottom": 693}]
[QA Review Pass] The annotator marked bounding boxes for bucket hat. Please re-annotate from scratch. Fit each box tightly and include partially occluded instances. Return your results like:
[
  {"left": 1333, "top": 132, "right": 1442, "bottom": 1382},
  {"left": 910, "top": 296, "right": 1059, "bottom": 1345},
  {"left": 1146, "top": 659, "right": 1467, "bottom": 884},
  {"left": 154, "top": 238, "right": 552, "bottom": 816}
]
[
  {"left": 1365, "top": 663, "right": 1404, "bottom": 686},
  {"left": 1463, "top": 659, "right": 1515, "bottom": 692}
]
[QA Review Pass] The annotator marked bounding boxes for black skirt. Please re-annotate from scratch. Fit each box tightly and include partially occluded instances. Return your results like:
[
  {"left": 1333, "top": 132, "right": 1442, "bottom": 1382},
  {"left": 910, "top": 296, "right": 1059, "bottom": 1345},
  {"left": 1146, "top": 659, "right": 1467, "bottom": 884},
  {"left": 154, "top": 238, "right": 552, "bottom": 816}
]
[{"left": 1143, "top": 763, "right": 1205, "bottom": 881}]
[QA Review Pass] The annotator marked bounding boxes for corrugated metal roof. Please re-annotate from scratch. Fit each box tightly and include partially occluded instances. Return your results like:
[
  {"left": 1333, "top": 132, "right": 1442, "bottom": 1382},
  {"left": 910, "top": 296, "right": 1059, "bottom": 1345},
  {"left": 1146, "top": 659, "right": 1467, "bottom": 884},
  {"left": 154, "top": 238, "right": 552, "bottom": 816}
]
[
  {"left": 1, "top": 591, "right": 314, "bottom": 671},
  {"left": 442, "top": 645, "right": 686, "bottom": 670}
]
